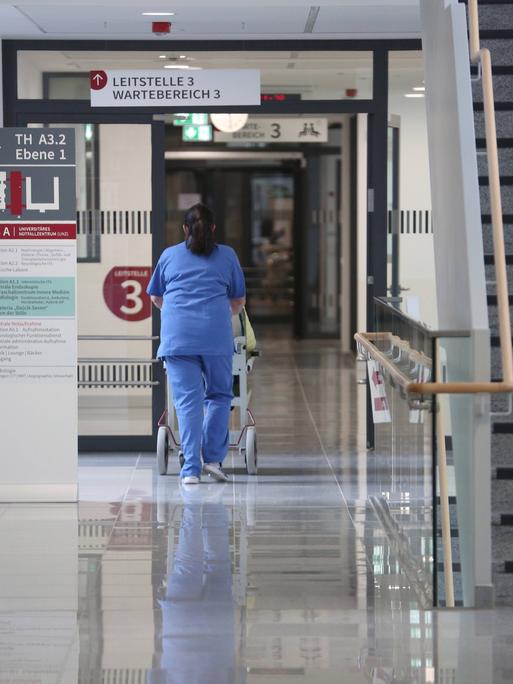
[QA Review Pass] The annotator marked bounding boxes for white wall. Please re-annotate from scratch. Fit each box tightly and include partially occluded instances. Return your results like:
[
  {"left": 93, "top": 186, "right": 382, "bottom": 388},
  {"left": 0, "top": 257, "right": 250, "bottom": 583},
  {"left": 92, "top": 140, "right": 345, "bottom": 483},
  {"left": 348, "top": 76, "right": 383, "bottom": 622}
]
[
  {"left": 356, "top": 114, "right": 368, "bottom": 335},
  {"left": 340, "top": 114, "right": 352, "bottom": 351},
  {"left": 389, "top": 86, "right": 437, "bottom": 327},
  {"left": 99, "top": 124, "right": 152, "bottom": 210},
  {"left": 17, "top": 50, "right": 43, "bottom": 99},
  {"left": 78, "top": 124, "right": 153, "bottom": 425},
  {"left": 389, "top": 93, "right": 431, "bottom": 209},
  {"left": 0, "top": 40, "right": 3, "bottom": 127}
]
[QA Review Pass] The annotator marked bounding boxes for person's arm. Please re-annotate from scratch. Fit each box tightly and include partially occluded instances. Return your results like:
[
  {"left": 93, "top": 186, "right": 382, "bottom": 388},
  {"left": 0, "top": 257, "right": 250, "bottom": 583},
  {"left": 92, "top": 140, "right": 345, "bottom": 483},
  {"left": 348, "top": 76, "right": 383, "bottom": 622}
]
[
  {"left": 230, "top": 296, "right": 246, "bottom": 316},
  {"left": 151, "top": 295, "right": 163, "bottom": 310},
  {"left": 228, "top": 250, "right": 246, "bottom": 316},
  {"left": 147, "top": 258, "right": 165, "bottom": 310}
]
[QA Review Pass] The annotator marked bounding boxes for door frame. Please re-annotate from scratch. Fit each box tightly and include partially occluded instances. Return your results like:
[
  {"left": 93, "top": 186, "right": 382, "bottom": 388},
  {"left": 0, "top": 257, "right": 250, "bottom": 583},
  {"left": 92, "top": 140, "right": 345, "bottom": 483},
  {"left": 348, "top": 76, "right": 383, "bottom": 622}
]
[
  {"left": 166, "top": 158, "right": 302, "bottom": 325},
  {"left": 5, "top": 37, "right": 422, "bottom": 451}
]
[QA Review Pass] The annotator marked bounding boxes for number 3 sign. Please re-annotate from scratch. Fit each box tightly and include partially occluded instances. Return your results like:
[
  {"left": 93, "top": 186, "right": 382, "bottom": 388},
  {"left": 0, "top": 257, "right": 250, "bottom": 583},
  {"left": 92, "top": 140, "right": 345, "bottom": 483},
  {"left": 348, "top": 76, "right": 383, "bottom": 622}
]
[{"left": 103, "top": 266, "right": 151, "bottom": 322}]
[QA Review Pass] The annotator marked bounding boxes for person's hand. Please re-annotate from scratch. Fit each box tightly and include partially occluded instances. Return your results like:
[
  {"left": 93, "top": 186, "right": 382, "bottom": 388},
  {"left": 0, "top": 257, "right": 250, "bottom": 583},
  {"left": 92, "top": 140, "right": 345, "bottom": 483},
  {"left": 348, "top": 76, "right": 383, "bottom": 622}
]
[
  {"left": 151, "top": 295, "right": 164, "bottom": 310},
  {"left": 230, "top": 297, "right": 246, "bottom": 315}
]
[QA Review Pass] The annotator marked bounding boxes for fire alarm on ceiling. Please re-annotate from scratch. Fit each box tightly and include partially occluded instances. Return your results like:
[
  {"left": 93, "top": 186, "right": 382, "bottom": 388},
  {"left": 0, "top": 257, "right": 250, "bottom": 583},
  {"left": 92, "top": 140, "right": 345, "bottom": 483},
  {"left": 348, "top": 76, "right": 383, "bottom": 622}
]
[{"left": 152, "top": 21, "right": 172, "bottom": 35}]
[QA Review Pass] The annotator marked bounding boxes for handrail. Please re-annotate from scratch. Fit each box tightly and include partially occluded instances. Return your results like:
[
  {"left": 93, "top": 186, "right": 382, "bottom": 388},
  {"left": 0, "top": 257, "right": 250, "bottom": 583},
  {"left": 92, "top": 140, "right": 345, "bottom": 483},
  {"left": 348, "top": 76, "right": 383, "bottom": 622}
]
[
  {"left": 355, "top": 332, "right": 513, "bottom": 395},
  {"left": 355, "top": 333, "right": 431, "bottom": 400},
  {"left": 469, "top": 0, "right": 513, "bottom": 384}
]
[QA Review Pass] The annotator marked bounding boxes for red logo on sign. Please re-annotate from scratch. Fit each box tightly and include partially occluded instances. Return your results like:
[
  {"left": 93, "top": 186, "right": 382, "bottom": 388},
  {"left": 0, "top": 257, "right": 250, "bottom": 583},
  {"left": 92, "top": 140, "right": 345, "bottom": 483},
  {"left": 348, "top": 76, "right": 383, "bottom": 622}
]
[
  {"left": 103, "top": 267, "right": 151, "bottom": 322},
  {"left": 90, "top": 70, "right": 108, "bottom": 91}
]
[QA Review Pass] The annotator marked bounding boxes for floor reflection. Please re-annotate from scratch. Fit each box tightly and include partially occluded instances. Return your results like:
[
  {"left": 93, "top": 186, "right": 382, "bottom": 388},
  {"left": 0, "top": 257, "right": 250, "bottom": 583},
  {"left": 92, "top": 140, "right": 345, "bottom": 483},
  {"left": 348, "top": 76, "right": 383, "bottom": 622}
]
[
  {"left": 0, "top": 504, "right": 79, "bottom": 682},
  {"left": 153, "top": 486, "right": 237, "bottom": 683},
  {"left": 2, "top": 335, "right": 513, "bottom": 682}
]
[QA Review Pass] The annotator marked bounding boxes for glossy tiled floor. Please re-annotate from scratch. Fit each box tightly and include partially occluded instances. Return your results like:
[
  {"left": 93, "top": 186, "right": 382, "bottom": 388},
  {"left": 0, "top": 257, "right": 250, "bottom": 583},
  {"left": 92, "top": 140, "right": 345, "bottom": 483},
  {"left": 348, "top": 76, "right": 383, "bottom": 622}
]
[{"left": 1, "top": 330, "right": 513, "bottom": 683}]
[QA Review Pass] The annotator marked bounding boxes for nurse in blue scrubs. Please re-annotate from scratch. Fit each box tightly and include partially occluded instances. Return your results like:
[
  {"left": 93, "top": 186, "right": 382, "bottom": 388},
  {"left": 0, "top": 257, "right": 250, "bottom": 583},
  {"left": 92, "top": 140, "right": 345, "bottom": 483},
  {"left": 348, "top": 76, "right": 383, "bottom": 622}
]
[{"left": 147, "top": 204, "right": 246, "bottom": 485}]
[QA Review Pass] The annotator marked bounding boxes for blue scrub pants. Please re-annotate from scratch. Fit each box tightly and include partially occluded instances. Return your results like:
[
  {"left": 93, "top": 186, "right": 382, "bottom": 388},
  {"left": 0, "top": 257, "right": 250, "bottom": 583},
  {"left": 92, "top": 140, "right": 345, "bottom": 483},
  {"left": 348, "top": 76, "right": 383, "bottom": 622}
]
[{"left": 165, "top": 355, "right": 233, "bottom": 478}]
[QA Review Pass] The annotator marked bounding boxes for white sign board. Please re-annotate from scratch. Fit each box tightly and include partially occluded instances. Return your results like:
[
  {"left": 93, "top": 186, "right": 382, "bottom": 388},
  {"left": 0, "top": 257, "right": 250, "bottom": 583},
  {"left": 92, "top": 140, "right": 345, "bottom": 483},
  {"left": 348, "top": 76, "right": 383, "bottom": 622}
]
[
  {"left": 0, "top": 128, "right": 77, "bottom": 502},
  {"left": 90, "top": 69, "right": 261, "bottom": 107},
  {"left": 367, "top": 359, "right": 392, "bottom": 424},
  {"left": 214, "top": 117, "right": 328, "bottom": 143}
]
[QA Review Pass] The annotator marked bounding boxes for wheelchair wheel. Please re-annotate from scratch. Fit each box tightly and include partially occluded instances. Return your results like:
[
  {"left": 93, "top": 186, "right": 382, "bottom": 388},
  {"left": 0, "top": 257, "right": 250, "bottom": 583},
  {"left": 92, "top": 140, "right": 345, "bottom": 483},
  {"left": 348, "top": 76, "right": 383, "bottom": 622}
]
[
  {"left": 157, "top": 427, "right": 169, "bottom": 476},
  {"left": 245, "top": 427, "right": 258, "bottom": 475}
]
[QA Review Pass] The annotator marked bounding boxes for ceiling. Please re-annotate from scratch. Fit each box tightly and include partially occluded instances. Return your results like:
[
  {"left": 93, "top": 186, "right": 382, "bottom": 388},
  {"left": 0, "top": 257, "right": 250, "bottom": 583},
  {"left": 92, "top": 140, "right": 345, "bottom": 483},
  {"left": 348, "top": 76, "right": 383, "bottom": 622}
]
[{"left": 0, "top": 2, "right": 421, "bottom": 40}]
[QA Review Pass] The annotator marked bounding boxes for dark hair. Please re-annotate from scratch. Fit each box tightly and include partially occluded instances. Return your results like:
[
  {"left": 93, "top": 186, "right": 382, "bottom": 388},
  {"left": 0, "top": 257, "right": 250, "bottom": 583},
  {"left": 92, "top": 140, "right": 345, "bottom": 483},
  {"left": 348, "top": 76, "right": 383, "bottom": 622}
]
[{"left": 183, "top": 203, "right": 216, "bottom": 256}]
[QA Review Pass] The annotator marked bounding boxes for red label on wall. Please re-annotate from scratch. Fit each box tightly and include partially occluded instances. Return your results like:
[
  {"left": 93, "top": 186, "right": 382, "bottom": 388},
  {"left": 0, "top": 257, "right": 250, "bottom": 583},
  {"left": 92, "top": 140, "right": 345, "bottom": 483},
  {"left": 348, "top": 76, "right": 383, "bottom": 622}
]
[
  {"left": 103, "top": 266, "right": 151, "bottom": 322},
  {"left": 0, "top": 223, "right": 77, "bottom": 239}
]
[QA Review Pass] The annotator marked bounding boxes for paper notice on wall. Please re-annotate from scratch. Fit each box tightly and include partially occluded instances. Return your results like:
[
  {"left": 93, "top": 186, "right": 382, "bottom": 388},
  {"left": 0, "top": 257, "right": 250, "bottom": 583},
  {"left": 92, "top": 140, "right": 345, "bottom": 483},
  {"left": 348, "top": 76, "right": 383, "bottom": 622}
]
[{"left": 367, "top": 359, "right": 391, "bottom": 424}]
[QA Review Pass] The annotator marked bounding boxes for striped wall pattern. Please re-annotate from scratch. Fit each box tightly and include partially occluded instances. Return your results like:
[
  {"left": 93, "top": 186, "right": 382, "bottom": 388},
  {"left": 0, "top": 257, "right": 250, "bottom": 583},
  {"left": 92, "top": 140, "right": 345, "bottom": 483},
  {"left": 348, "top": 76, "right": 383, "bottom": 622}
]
[
  {"left": 80, "top": 670, "right": 150, "bottom": 684},
  {"left": 76, "top": 210, "right": 152, "bottom": 235},
  {"left": 387, "top": 209, "right": 433, "bottom": 235},
  {"left": 78, "top": 362, "right": 155, "bottom": 389}
]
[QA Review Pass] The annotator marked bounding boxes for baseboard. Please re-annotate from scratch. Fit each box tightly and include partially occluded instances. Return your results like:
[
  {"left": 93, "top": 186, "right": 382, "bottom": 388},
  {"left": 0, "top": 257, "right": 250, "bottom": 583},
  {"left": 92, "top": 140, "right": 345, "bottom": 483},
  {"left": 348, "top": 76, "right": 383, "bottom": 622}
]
[{"left": 0, "top": 484, "right": 78, "bottom": 503}]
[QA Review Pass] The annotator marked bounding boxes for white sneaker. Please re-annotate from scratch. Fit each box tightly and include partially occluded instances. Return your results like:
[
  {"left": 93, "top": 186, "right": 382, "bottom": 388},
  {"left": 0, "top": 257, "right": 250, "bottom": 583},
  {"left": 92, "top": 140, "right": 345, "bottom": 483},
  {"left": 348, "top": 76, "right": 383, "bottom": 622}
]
[
  {"left": 203, "top": 463, "right": 230, "bottom": 482},
  {"left": 181, "top": 475, "right": 200, "bottom": 485}
]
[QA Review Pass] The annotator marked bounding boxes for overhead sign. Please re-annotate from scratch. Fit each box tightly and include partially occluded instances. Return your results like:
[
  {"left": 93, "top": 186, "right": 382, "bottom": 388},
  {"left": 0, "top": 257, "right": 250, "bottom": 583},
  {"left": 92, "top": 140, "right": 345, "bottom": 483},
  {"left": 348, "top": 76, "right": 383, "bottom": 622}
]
[
  {"left": 214, "top": 117, "right": 328, "bottom": 143},
  {"left": 0, "top": 127, "right": 77, "bottom": 502},
  {"left": 90, "top": 70, "right": 261, "bottom": 107}
]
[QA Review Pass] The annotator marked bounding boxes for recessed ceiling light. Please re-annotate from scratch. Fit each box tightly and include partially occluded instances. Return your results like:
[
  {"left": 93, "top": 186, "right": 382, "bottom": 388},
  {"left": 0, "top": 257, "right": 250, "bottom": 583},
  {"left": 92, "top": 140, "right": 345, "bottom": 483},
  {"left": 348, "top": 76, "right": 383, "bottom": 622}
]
[
  {"left": 405, "top": 93, "right": 424, "bottom": 98},
  {"left": 164, "top": 64, "right": 202, "bottom": 70},
  {"left": 159, "top": 55, "right": 167, "bottom": 59},
  {"left": 179, "top": 55, "right": 187, "bottom": 59},
  {"left": 413, "top": 86, "right": 425, "bottom": 91},
  {"left": 142, "top": 11, "right": 175, "bottom": 16}
]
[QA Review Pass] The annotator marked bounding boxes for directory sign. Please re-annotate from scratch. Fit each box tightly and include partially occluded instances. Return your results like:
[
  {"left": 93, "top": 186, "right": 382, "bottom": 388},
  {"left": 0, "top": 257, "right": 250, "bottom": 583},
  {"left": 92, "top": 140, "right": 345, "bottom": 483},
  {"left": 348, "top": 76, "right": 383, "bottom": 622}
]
[
  {"left": 90, "top": 69, "right": 261, "bottom": 107},
  {"left": 0, "top": 128, "right": 77, "bottom": 502},
  {"left": 214, "top": 117, "right": 328, "bottom": 143}
]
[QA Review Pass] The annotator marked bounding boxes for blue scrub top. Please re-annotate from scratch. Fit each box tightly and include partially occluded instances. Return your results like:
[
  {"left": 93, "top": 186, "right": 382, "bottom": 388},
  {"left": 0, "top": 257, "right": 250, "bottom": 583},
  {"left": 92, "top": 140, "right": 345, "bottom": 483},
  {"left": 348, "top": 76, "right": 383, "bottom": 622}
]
[{"left": 147, "top": 241, "right": 246, "bottom": 357}]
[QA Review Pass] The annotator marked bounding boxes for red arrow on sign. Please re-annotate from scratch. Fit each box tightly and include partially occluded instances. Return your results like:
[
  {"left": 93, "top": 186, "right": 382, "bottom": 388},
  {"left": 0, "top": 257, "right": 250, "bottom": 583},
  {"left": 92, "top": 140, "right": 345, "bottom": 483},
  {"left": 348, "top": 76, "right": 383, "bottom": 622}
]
[{"left": 90, "top": 70, "right": 108, "bottom": 90}]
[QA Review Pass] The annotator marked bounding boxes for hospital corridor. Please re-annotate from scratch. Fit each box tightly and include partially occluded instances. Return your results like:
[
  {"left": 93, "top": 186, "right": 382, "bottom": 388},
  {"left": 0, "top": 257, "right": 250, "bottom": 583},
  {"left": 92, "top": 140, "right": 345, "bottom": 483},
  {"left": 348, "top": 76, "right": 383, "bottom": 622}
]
[{"left": 4, "top": 1, "right": 513, "bottom": 682}]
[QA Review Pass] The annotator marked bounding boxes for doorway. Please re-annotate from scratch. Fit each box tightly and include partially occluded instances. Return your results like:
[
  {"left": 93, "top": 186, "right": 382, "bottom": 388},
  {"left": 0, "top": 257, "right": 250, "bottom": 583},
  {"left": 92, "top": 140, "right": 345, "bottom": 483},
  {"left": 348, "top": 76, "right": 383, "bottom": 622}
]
[{"left": 167, "top": 161, "right": 298, "bottom": 327}]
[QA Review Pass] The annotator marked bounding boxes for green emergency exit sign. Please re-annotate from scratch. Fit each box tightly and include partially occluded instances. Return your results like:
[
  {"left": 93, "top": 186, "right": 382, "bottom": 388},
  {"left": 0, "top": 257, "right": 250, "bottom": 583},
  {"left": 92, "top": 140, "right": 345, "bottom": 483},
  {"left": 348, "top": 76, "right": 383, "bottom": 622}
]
[
  {"left": 182, "top": 124, "right": 213, "bottom": 142},
  {"left": 174, "top": 113, "right": 209, "bottom": 127}
]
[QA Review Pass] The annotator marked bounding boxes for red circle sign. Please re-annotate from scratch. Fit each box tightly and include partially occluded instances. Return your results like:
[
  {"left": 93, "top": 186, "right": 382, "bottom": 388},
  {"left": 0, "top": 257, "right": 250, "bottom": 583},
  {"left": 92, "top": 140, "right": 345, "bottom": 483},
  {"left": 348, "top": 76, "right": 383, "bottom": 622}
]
[
  {"left": 103, "top": 266, "right": 151, "bottom": 322},
  {"left": 90, "top": 70, "right": 108, "bottom": 91}
]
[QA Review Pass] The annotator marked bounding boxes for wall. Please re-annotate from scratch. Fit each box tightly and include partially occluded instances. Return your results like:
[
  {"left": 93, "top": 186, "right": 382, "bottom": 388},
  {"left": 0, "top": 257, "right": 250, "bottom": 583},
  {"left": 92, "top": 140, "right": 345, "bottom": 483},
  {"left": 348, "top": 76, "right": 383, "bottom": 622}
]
[
  {"left": 77, "top": 124, "right": 154, "bottom": 434},
  {"left": 389, "top": 75, "right": 437, "bottom": 327},
  {"left": 356, "top": 114, "right": 368, "bottom": 335},
  {"left": 0, "top": 40, "right": 3, "bottom": 127},
  {"left": 421, "top": 0, "right": 491, "bottom": 607},
  {"left": 17, "top": 50, "right": 43, "bottom": 99}
]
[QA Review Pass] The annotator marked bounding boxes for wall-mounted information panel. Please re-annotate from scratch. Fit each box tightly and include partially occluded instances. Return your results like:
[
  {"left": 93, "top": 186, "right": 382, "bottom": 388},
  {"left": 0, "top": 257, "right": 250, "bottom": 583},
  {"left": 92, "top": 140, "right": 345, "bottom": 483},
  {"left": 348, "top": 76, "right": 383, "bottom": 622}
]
[{"left": 0, "top": 127, "right": 77, "bottom": 502}]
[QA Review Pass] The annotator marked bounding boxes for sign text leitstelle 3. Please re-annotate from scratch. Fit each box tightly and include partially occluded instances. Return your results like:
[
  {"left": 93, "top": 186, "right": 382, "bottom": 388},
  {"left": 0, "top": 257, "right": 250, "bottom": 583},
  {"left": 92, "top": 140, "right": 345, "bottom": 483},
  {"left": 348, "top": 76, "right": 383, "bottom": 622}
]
[{"left": 90, "top": 69, "right": 261, "bottom": 107}]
